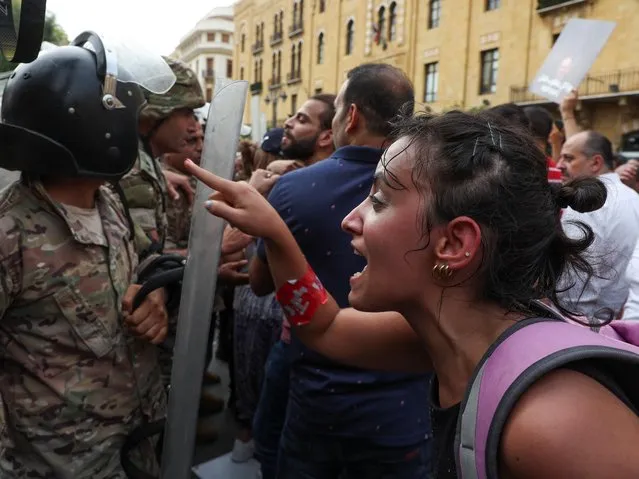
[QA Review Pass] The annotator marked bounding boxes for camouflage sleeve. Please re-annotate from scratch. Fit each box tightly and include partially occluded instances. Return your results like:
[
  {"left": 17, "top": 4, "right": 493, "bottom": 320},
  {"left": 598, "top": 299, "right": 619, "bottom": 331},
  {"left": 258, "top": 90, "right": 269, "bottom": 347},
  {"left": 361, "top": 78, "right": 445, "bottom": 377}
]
[
  {"left": 134, "top": 222, "right": 153, "bottom": 257},
  {"left": 0, "top": 215, "right": 22, "bottom": 317},
  {"left": 163, "top": 231, "right": 179, "bottom": 251},
  {"left": 119, "top": 169, "right": 157, "bottom": 236},
  {"left": 164, "top": 193, "right": 190, "bottom": 251}
]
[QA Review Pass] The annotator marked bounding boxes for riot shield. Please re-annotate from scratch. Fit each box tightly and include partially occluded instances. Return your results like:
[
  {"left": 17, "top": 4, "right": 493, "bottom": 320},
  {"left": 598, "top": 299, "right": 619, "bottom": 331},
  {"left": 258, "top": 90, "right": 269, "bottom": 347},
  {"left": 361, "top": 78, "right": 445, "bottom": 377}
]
[
  {"left": 0, "top": 0, "right": 46, "bottom": 63},
  {"left": 160, "top": 79, "right": 249, "bottom": 479}
]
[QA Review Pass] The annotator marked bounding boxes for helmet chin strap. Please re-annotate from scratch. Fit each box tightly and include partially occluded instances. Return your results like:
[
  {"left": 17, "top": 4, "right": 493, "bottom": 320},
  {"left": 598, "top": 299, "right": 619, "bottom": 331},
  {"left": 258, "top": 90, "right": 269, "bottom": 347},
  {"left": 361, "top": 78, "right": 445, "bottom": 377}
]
[{"left": 102, "top": 44, "right": 125, "bottom": 110}]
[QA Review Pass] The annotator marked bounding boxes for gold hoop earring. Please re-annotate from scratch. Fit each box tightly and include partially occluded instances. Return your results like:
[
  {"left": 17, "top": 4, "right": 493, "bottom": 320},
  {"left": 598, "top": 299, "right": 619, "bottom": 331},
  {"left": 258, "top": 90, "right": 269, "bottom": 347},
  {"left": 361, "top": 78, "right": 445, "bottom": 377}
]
[{"left": 432, "top": 263, "right": 453, "bottom": 281}]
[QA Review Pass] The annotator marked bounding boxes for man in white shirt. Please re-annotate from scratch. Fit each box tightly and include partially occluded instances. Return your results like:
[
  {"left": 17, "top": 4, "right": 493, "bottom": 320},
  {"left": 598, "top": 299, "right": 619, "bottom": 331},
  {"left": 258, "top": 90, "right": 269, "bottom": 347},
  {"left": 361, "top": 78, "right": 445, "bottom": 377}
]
[
  {"left": 623, "top": 240, "right": 639, "bottom": 320},
  {"left": 557, "top": 130, "right": 639, "bottom": 319}
]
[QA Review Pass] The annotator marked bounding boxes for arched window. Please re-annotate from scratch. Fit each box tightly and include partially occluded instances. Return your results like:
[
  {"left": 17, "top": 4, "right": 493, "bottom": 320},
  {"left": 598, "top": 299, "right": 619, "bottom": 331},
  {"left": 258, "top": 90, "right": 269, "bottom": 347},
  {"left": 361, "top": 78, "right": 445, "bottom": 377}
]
[
  {"left": 279, "top": 11, "right": 284, "bottom": 34},
  {"left": 319, "top": 0, "right": 325, "bottom": 13},
  {"left": 345, "top": 20, "right": 354, "bottom": 55},
  {"left": 256, "top": 24, "right": 260, "bottom": 42},
  {"left": 274, "top": 13, "right": 278, "bottom": 33},
  {"left": 291, "top": 44, "right": 297, "bottom": 75},
  {"left": 299, "top": 0, "right": 304, "bottom": 23},
  {"left": 241, "top": 33, "right": 246, "bottom": 52},
  {"left": 317, "top": 32, "right": 325, "bottom": 64},
  {"left": 377, "top": 6, "right": 386, "bottom": 42},
  {"left": 240, "top": 67, "right": 244, "bottom": 80},
  {"left": 259, "top": 58, "right": 263, "bottom": 81},
  {"left": 297, "top": 41, "right": 302, "bottom": 75},
  {"left": 388, "top": 2, "right": 397, "bottom": 41},
  {"left": 293, "top": 3, "right": 298, "bottom": 25},
  {"left": 254, "top": 60, "right": 258, "bottom": 82},
  {"left": 260, "top": 22, "right": 265, "bottom": 42}
]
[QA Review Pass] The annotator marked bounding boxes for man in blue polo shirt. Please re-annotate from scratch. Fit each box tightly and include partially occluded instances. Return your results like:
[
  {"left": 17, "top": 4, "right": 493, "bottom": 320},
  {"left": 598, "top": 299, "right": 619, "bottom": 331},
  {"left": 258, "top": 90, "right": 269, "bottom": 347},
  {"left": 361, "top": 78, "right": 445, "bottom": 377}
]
[{"left": 251, "top": 63, "right": 432, "bottom": 478}]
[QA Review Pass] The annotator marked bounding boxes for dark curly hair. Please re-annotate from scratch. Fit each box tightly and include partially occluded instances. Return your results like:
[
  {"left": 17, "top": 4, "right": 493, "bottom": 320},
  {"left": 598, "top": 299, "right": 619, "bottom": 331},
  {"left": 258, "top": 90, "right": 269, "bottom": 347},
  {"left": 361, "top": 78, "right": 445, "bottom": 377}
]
[{"left": 383, "top": 110, "right": 607, "bottom": 319}]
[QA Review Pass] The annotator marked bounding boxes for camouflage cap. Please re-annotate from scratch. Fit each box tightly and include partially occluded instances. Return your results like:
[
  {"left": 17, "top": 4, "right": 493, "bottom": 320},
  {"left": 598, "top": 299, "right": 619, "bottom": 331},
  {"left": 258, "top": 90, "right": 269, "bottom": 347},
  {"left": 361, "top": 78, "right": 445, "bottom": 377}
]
[{"left": 140, "top": 57, "right": 205, "bottom": 121}]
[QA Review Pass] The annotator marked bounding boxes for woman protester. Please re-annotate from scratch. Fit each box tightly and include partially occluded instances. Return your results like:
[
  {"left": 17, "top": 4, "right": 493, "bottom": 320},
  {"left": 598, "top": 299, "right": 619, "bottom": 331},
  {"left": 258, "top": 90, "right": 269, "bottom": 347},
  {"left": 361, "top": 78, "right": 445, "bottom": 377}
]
[{"left": 185, "top": 111, "right": 639, "bottom": 478}]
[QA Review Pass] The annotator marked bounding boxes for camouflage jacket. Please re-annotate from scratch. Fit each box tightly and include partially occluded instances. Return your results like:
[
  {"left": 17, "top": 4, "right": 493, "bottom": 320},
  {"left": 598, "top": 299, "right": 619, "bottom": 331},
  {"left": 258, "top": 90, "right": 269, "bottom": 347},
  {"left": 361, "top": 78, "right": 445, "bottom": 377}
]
[
  {"left": 0, "top": 180, "right": 166, "bottom": 478},
  {"left": 119, "top": 141, "right": 168, "bottom": 250},
  {"left": 164, "top": 165, "right": 197, "bottom": 251}
]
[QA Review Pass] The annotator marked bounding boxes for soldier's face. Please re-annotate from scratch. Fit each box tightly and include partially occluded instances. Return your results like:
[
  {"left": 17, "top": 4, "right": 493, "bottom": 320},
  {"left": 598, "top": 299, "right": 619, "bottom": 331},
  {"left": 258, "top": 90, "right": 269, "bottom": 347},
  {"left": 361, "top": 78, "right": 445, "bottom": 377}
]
[
  {"left": 180, "top": 118, "right": 204, "bottom": 164},
  {"left": 152, "top": 110, "right": 202, "bottom": 159}
]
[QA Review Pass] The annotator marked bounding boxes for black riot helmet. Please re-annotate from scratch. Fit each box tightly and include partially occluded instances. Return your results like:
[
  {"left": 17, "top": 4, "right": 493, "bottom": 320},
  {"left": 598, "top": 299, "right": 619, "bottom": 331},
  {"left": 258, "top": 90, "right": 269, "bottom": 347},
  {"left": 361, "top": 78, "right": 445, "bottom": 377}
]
[{"left": 0, "top": 31, "right": 176, "bottom": 180}]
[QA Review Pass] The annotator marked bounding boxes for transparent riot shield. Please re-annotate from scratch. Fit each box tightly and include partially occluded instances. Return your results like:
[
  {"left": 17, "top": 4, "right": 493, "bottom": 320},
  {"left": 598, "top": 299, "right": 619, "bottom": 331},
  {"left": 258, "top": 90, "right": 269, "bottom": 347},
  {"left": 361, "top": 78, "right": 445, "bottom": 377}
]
[{"left": 160, "top": 79, "right": 249, "bottom": 479}]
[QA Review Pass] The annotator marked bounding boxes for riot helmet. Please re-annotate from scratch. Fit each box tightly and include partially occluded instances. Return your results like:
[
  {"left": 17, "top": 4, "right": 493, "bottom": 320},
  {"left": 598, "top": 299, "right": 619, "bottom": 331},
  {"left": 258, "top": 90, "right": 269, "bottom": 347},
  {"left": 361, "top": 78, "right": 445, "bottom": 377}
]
[{"left": 0, "top": 31, "right": 176, "bottom": 180}]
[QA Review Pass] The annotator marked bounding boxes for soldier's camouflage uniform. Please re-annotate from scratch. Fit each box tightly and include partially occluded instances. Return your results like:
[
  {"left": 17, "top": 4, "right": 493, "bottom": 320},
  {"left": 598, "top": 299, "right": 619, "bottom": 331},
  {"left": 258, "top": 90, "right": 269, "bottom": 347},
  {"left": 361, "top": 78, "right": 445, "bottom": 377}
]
[
  {"left": 127, "top": 58, "right": 205, "bottom": 388},
  {"left": 119, "top": 57, "right": 205, "bottom": 255},
  {"left": 119, "top": 141, "right": 168, "bottom": 251},
  {"left": 164, "top": 164, "right": 197, "bottom": 251},
  {"left": 0, "top": 179, "right": 166, "bottom": 478}
]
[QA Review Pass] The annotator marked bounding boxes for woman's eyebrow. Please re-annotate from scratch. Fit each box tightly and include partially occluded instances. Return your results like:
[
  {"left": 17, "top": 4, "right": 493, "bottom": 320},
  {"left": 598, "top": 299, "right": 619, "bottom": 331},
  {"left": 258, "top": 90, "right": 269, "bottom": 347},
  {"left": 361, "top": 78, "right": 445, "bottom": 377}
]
[{"left": 374, "top": 169, "right": 388, "bottom": 186}]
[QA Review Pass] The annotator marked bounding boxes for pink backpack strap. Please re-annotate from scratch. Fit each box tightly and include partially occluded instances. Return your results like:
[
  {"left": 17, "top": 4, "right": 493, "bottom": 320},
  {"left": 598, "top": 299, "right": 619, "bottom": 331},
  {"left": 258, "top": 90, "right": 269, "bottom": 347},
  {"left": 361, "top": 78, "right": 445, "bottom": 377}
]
[{"left": 455, "top": 318, "right": 639, "bottom": 479}]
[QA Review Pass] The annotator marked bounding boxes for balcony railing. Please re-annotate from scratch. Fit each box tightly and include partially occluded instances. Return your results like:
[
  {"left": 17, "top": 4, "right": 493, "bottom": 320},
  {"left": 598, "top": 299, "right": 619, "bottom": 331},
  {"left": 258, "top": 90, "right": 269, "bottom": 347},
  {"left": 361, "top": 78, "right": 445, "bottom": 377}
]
[
  {"left": 250, "top": 81, "right": 263, "bottom": 95},
  {"left": 537, "top": 0, "right": 588, "bottom": 14},
  {"left": 269, "top": 77, "right": 282, "bottom": 89},
  {"left": 510, "top": 68, "right": 639, "bottom": 103},
  {"left": 202, "top": 69, "right": 215, "bottom": 79},
  {"left": 252, "top": 40, "right": 264, "bottom": 54},
  {"left": 287, "top": 71, "right": 302, "bottom": 85},
  {"left": 270, "top": 31, "right": 283, "bottom": 46},
  {"left": 289, "top": 21, "right": 304, "bottom": 38}
]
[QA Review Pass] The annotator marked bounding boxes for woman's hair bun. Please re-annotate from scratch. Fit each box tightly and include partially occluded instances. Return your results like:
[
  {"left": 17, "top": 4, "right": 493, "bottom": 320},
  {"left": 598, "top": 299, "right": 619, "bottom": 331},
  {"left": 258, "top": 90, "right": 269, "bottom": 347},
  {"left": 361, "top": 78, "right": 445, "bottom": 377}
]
[{"left": 555, "top": 177, "right": 607, "bottom": 213}]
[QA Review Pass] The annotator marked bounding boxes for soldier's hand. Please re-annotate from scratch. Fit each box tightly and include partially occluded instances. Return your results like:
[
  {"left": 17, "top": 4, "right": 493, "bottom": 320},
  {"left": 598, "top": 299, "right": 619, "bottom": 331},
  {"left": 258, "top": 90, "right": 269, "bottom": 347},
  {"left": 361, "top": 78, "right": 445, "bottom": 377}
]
[
  {"left": 222, "top": 225, "right": 253, "bottom": 256},
  {"left": 122, "top": 285, "right": 169, "bottom": 345},
  {"left": 249, "top": 169, "right": 280, "bottom": 196},
  {"left": 164, "top": 168, "right": 195, "bottom": 204},
  {"left": 219, "top": 259, "right": 250, "bottom": 286}
]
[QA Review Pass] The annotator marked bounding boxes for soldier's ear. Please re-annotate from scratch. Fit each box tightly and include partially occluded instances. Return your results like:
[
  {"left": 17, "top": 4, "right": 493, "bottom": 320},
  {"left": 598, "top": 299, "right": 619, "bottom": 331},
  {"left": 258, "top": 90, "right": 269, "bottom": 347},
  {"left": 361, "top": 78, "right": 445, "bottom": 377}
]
[{"left": 138, "top": 117, "right": 155, "bottom": 136}]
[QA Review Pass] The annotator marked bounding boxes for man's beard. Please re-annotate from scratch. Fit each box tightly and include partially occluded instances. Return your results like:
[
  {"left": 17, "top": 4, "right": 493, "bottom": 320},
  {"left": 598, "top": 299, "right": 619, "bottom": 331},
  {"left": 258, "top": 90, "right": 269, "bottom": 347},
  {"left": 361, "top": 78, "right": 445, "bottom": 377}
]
[{"left": 281, "top": 134, "right": 319, "bottom": 161}]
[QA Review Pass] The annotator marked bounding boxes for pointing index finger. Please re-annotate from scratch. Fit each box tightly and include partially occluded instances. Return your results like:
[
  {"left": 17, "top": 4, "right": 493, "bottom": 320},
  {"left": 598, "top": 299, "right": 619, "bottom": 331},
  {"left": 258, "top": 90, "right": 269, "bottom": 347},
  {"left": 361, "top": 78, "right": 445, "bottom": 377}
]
[{"left": 184, "top": 159, "right": 236, "bottom": 196}]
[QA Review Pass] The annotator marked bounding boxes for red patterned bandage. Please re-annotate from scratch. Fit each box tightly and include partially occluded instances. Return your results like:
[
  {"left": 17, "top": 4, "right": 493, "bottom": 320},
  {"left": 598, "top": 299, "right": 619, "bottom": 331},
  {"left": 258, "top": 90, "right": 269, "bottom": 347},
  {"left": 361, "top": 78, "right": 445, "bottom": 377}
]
[{"left": 276, "top": 265, "right": 328, "bottom": 326}]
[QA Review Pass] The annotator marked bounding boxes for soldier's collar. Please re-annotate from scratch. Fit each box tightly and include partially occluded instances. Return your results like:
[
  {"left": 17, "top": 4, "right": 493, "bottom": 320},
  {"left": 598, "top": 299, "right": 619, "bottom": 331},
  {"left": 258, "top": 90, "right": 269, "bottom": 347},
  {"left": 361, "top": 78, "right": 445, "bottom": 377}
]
[{"left": 30, "top": 180, "right": 111, "bottom": 247}]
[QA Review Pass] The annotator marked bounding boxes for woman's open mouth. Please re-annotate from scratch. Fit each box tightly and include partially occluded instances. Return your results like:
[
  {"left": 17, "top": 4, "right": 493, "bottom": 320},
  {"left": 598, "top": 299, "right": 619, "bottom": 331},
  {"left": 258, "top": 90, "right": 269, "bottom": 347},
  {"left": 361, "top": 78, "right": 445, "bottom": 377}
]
[{"left": 350, "top": 246, "right": 368, "bottom": 284}]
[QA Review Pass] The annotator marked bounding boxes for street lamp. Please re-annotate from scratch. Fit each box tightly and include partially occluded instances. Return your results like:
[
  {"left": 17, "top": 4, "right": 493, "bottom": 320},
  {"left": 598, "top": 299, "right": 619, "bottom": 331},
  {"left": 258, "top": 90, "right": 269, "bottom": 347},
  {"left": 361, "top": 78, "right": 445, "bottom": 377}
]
[{"left": 264, "top": 88, "right": 288, "bottom": 128}]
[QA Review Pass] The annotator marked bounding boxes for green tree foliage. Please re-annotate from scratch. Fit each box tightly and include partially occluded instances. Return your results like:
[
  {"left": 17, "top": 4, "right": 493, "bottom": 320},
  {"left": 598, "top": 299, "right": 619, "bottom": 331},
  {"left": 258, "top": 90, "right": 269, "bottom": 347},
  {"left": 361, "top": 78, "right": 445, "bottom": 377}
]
[
  {"left": 0, "top": 12, "right": 68, "bottom": 72},
  {"left": 42, "top": 13, "right": 69, "bottom": 46},
  {"left": 0, "top": 55, "right": 13, "bottom": 74}
]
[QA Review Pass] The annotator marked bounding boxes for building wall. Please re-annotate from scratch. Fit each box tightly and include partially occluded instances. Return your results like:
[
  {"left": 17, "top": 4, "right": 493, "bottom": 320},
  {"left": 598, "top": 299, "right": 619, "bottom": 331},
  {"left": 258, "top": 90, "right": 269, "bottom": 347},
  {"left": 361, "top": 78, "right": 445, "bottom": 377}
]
[
  {"left": 234, "top": 0, "right": 639, "bottom": 146},
  {"left": 172, "top": 7, "right": 235, "bottom": 101}
]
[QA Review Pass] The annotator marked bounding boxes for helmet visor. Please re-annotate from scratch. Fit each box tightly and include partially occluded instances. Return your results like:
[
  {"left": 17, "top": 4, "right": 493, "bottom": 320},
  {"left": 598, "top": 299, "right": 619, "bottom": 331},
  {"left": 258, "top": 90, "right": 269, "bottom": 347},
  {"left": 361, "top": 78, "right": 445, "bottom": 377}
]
[{"left": 75, "top": 32, "right": 176, "bottom": 95}]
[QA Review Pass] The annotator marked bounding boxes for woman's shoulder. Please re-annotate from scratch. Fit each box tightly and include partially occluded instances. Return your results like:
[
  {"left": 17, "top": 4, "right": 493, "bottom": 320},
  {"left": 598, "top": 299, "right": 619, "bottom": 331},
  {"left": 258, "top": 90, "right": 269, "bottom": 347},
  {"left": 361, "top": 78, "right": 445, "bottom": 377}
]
[{"left": 500, "top": 367, "right": 639, "bottom": 478}]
